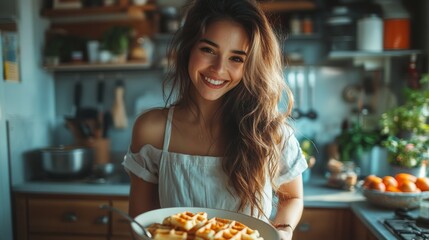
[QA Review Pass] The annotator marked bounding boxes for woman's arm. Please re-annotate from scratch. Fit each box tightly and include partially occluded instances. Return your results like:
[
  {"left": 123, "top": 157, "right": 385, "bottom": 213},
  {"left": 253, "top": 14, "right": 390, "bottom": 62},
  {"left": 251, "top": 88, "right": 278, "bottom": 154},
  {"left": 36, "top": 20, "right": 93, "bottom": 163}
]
[
  {"left": 128, "top": 173, "right": 160, "bottom": 218},
  {"left": 272, "top": 175, "right": 304, "bottom": 240},
  {"left": 127, "top": 109, "right": 166, "bottom": 218}
]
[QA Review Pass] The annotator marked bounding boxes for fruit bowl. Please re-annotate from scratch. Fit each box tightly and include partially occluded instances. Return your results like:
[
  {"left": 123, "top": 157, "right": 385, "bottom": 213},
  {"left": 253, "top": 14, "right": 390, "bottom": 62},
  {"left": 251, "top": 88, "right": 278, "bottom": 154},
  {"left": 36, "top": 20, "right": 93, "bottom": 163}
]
[{"left": 362, "top": 188, "right": 429, "bottom": 209}]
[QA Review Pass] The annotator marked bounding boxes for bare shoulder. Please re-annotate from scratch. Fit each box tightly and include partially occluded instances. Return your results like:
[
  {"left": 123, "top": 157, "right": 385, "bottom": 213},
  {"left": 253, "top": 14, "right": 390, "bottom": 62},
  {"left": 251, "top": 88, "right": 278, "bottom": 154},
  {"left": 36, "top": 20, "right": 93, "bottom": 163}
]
[{"left": 130, "top": 108, "right": 169, "bottom": 152}]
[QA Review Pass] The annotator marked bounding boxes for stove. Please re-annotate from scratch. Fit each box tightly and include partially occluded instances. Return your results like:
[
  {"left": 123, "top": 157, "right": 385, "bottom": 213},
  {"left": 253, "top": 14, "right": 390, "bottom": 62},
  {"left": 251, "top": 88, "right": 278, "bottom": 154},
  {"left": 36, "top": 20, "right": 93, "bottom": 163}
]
[{"left": 383, "top": 209, "right": 429, "bottom": 240}]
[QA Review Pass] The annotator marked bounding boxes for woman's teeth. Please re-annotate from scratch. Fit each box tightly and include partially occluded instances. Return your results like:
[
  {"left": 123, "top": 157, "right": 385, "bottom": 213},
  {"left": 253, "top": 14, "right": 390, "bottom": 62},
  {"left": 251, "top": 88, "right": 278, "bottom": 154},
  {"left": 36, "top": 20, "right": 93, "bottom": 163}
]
[{"left": 204, "top": 76, "right": 224, "bottom": 86}]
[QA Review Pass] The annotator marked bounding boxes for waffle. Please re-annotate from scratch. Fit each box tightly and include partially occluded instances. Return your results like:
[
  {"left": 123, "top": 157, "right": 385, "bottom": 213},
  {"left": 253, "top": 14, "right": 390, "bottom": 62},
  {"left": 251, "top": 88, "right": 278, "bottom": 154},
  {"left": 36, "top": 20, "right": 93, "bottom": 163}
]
[
  {"left": 170, "top": 211, "right": 209, "bottom": 231},
  {"left": 152, "top": 228, "right": 188, "bottom": 240},
  {"left": 195, "top": 217, "right": 263, "bottom": 240},
  {"left": 146, "top": 212, "right": 264, "bottom": 240}
]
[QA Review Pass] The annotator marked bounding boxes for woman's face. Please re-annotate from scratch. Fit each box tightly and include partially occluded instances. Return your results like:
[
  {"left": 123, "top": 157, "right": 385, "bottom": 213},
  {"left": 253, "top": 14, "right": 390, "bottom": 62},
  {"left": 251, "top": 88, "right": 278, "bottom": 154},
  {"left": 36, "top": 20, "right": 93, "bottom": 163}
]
[{"left": 188, "top": 19, "right": 249, "bottom": 101}]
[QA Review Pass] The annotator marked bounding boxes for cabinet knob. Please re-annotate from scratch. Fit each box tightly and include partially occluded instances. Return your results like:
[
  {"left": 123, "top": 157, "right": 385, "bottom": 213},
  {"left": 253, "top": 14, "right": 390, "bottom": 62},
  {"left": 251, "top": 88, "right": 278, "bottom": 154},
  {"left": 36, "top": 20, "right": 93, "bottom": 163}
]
[
  {"left": 297, "top": 222, "right": 311, "bottom": 232},
  {"left": 62, "top": 212, "right": 78, "bottom": 222},
  {"left": 95, "top": 215, "right": 109, "bottom": 225}
]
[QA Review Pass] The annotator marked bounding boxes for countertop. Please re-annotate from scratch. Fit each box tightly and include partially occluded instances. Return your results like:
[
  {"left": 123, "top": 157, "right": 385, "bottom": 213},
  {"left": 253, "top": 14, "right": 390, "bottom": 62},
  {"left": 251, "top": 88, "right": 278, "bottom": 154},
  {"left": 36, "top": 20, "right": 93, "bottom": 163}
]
[{"left": 13, "top": 174, "right": 403, "bottom": 239}]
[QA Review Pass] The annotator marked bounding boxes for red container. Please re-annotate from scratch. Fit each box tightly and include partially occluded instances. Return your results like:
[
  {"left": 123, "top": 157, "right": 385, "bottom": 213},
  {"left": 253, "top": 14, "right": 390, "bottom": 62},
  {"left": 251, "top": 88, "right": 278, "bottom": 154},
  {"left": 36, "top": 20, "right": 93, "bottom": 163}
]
[{"left": 383, "top": 18, "right": 410, "bottom": 50}]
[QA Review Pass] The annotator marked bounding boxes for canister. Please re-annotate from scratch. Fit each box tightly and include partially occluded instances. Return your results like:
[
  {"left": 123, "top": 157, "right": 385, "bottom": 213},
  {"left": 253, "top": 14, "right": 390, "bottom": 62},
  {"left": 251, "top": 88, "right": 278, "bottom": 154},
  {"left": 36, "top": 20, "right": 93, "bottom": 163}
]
[
  {"left": 383, "top": 18, "right": 410, "bottom": 50},
  {"left": 375, "top": 0, "right": 410, "bottom": 50},
  {"left": 357, "top": 14, "right": 383, "bottom": 51}
]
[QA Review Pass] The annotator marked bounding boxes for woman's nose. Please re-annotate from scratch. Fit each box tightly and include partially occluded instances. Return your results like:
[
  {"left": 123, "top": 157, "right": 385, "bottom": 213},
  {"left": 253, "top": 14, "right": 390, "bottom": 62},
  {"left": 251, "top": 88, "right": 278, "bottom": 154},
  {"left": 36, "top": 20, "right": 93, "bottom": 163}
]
[{"left": 210, "top": 56, "right": 226, "bottom": 73}]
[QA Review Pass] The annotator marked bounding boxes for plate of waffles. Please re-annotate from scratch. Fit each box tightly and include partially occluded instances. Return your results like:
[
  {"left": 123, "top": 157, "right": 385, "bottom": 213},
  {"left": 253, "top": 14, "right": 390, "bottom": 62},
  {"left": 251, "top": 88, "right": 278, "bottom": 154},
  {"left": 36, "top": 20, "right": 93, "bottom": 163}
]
[{"left": 132, "top": 207, "right": 280, "bottom": 240}]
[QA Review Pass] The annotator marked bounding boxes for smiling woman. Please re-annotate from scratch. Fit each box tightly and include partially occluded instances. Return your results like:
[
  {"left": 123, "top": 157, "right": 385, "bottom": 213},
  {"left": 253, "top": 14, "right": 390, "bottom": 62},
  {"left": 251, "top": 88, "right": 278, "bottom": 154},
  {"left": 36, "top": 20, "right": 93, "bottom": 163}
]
[{"left": 123, "top": 1, "right": 307, "bottom": 240}]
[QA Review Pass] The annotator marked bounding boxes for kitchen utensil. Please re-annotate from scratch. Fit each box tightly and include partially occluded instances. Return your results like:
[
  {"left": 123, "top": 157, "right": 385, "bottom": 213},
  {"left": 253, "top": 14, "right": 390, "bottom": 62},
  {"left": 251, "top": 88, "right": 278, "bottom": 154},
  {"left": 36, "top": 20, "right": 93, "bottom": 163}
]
[
  {"left": 305, "top": 67, "right": 318, "bottom": 120},
  {"left": 288, "top": 69, "right": 303, "bottom": 119},
  {"left": 99, "top": 205, "right": 152, "bottom": 239},
  {"left": 102, "top": 111, "right": 113, "bottom": 138},
  {"left": 95, "top": 78, "right": 105, "bottom": 138},
  {"left": 73, "top": 81, "right": 82, "bottom": 117},
  {"left": 132, "top": 207, "right": 280, "bottom": 240},
  {"left": 39, "top": 145, "right": 94, "bottom": 179},
  {"left": 112, "top": 80, "right": 128, "bottom": 129}
]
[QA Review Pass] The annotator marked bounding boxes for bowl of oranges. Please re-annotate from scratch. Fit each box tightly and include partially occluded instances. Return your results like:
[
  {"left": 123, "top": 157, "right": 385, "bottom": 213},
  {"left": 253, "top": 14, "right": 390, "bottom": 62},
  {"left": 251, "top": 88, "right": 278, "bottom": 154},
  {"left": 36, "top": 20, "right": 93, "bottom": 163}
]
[{"left": 361, "top": 173, "right": 429, "bottom": 209}]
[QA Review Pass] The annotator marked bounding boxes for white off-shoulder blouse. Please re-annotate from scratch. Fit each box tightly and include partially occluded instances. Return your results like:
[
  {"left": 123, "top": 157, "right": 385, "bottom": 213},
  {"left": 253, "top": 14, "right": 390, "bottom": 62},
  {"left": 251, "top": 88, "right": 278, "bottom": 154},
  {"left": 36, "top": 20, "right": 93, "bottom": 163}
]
[{"left": 123, "top": 107, "right": 307, "bottom": 222}]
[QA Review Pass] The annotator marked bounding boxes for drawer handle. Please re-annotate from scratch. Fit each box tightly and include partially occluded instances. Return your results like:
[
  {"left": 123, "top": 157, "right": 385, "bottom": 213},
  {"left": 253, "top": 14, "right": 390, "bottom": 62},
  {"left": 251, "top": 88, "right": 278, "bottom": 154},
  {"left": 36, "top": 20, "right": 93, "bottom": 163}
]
[
  {"left": 95, "top": 215, "right": 109, "bottom": 225},
  {"left": 297, "top": 222, "right": 311, "bottom": 232},
  {"left": 62, "top": 212, "right": 77, "bottom": 222}
]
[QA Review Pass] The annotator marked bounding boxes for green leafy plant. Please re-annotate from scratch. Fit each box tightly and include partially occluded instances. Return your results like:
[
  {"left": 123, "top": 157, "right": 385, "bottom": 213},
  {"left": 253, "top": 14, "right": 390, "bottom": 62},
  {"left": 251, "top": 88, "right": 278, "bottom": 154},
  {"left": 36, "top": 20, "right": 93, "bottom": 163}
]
[
  {"left": 337, "top": 123, "right": 381, "bottom": 162},
  {"left": 383, "top": 136, "right": 429, "bottom": 168},
  {"left": 101, "top": 26, "right": 131, "bottom": 55},
  {"left": 380, "top": 74, "right": 429, "bottom": 137},
  {"left": 380, "top": 74, "right": 429, "bottom": 168}
]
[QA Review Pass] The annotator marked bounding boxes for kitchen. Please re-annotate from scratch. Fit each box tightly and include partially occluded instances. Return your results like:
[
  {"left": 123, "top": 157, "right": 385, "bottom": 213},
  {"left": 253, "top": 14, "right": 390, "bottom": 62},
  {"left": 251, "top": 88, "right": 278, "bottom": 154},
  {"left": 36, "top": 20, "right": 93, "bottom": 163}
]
[{"left": 1, "top": 0, "right": 428, "bottom": 239}]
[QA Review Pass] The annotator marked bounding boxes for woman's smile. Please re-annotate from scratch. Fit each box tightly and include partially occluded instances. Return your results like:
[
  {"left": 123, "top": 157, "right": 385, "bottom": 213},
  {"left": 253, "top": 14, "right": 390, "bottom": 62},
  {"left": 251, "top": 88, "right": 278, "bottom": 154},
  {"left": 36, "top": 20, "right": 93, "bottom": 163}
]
[{"left": 202, "top": 74, "right": 228, "bottom": 88}]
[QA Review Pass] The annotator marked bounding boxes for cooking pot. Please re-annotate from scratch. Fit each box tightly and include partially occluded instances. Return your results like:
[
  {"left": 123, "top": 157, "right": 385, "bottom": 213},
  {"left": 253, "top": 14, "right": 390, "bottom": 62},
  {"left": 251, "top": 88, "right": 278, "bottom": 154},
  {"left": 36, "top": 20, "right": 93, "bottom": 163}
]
[{"left": 39, "top": 146, "right": 94, "bottom": 179}]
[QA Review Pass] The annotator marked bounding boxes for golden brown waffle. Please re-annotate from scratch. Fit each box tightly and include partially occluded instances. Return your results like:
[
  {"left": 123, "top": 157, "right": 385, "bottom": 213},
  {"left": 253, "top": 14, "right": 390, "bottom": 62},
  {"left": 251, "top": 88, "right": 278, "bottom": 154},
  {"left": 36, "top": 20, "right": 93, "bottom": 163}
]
[
  {"left": 170, "top": 211, "right": 209, "bottom": 231},
  {"left": 195, "top": 217, "right": 263, "bottom": 240},
  {"left": 152, "top": 228, "right": 188, "bottom": 240},
  {"left": 146, "top": 212, "right": 264, "bottom": 240}
]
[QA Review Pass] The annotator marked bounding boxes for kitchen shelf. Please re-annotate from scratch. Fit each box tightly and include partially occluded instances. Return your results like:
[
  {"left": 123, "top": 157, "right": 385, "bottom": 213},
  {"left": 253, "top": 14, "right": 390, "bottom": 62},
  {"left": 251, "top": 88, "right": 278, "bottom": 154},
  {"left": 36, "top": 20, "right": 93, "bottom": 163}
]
[
  {"left": 41, "top": 4, "right": 157, "bottom": 18},
  {"left": 43, "top": 61, "right": 158, "bottom": 72},
  {"left": 328, "top": 50, "right": 422, "bottom": 59},
  {"left": 259, "top": 0, "right": 316, "bottom": 12}
]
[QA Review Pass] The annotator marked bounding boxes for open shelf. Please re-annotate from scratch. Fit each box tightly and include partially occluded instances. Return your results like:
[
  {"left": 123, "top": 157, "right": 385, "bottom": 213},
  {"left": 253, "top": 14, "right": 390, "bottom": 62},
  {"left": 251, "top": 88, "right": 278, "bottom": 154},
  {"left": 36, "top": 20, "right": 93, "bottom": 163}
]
[
  {"left": 328, "top": 50, "right": 422, "bottom": 59},
  {"left": 41, "top": 4, "right": 157, "bottom": 18},
  {"left": 259, "top": 0, "right": 316, "bottom": 12},
  {"left": 43, "top": 61, "right": 157, "bottom": 72}
]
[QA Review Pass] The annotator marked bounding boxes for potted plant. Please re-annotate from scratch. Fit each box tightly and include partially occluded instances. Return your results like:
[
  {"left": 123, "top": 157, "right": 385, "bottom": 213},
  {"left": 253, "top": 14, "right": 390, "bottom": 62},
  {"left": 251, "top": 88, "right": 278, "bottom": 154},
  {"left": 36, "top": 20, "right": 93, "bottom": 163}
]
[
  {"left": 101, "top": 26, "right": 131, "bottom": 63},
  {"left": 44, "top": 34, "right": 64, "bottom": 66},
  {"left": 379, "top": 74, "right": 429, "bottom": 175},
  {"left": 336, "top": 122, "right": 381, "bottom": 163}
]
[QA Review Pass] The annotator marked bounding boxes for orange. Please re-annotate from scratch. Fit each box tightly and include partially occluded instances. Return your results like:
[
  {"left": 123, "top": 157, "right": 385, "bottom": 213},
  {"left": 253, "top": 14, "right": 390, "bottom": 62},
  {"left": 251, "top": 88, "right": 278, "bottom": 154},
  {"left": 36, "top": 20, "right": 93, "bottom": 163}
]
[
  {"left": 395, "top": 173, "right": 417, "bottom": 185},
  {"left": 363, "top": 175, "right": 383, "bottom": 188},
  {"left": 383, "top": 176, "right": 398, "bottom": 188},
  {"left": 369, "top": 181, "right": 386, "bottom": 192},
  {"left": 399, "top": 180, "right": 418, "bottom": 192},
  {"left": 416, "top": 177, "right": 429, "bottom": 191},
  {"left": 386, "top": 185, "right": 401, "bottom": 192}
]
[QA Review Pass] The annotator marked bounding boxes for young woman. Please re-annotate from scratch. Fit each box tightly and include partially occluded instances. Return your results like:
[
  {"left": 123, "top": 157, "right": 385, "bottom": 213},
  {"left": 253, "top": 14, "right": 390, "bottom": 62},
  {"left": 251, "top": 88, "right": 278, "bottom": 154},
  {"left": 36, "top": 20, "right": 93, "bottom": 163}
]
[{"left": 123, "top": 0, "right": 307, "bottom": 239}]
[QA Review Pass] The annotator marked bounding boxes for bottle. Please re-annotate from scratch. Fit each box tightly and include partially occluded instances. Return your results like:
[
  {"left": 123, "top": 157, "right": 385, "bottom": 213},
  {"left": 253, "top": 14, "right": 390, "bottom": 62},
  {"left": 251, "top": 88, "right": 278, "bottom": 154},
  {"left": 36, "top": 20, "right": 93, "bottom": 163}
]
[
  {"left": 302, "top": 16, "right": 313, "bottom": 34},
  {"left": 406, "top": 54, "right": 420, "bottom": 89},
  {"left": 290, "top": 15, "right": 301, "bottom": 35}
]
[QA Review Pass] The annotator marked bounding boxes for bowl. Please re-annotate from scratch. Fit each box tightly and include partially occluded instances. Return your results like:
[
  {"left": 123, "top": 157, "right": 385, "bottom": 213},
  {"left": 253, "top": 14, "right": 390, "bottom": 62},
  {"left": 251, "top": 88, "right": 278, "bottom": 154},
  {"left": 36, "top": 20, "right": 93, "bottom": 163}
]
[
  {"left": 132, "top": 207, "right": 280, "bottom": 240},
  {"left": 362, "top": 188, "right": 429, "bottom": 209}
]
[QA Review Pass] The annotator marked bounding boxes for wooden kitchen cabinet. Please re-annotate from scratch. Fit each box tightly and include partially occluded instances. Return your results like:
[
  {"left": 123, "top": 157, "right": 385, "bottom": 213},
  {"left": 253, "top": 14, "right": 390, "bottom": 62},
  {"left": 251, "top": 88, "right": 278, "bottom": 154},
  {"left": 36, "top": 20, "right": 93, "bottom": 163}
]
[
  {"left": 352, "top": 213, "right": 378, "bottom": 240},
  {"left": 293, "top": 208, "right": 352, "bottom": 240},
  {"left": 13, "top": 193, "right": 130, "bottom": 240}
]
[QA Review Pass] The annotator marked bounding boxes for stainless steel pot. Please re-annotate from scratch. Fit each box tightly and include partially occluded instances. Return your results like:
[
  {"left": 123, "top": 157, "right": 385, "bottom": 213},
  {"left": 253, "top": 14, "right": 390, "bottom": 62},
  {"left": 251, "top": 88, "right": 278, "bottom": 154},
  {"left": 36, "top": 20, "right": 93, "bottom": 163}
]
[{"left": 40, "top": 146, "right": 94, "bottom": 179}]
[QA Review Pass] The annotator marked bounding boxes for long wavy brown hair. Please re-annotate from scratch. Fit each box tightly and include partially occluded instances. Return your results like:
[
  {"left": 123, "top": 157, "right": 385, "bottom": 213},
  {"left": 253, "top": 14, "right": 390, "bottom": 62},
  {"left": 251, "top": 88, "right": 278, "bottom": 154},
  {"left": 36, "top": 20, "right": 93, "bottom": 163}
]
[{"left": 163, "top": 0, "right": 294, "bottom": 217}]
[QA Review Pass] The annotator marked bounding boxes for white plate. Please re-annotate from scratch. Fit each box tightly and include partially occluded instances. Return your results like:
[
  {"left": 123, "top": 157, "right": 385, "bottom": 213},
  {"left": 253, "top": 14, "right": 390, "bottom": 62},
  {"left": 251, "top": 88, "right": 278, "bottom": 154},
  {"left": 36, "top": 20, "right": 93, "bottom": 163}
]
[{"left": 132, "top": 207, "right": 280, "bottom": 240}]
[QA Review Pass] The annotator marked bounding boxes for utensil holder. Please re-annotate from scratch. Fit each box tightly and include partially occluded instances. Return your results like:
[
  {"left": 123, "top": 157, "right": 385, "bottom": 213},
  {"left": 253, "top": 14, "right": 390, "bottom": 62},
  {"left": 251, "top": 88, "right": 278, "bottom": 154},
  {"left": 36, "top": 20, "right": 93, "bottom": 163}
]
[{"left": 77, "top": 138, "right": 110, "bottom": 165}]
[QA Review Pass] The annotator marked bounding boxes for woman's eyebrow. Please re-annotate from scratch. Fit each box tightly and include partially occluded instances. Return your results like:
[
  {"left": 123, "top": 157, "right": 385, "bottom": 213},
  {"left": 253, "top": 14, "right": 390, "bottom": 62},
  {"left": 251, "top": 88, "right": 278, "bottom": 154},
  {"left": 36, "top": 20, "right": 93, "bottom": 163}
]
[{"left": 199, "top": 38, "right": 247, "bottom": 56}]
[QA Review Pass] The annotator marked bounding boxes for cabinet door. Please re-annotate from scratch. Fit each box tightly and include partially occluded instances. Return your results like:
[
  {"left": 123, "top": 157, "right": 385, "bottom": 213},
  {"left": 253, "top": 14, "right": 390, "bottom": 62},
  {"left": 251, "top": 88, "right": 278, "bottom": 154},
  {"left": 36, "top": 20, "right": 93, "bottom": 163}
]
[
  {"left": 30, "top": 234, "right": 106, "bottom": 240},
  {"left": 352, "top": 213, "right": 378, "bottom": 240},
  {"left": 293, "top": 208, "right": 351, "bottom": 240},
  {"left": 111, "top": 200, "right": 133, "bottom": 237},
  {"left": 28, "top": 198, "right": 109, "bottom": 235}
]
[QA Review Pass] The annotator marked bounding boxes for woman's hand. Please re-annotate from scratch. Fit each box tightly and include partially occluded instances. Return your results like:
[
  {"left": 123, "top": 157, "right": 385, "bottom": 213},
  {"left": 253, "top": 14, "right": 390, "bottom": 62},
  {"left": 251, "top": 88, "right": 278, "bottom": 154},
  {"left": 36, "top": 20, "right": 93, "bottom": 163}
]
[{"left": 278, "top": 229, "right": 293, "bottom": 240}]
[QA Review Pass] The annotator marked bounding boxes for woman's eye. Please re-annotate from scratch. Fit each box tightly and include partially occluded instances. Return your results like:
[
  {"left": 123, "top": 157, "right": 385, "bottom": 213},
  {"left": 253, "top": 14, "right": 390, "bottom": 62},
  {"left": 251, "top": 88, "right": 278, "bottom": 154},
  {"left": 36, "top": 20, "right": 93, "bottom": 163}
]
[
  {"left": 230, "top": 56, "right": 244, "bottom": 63},
  {"left": 200, "top": 47, "right": 214, "bottom": 54}
]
